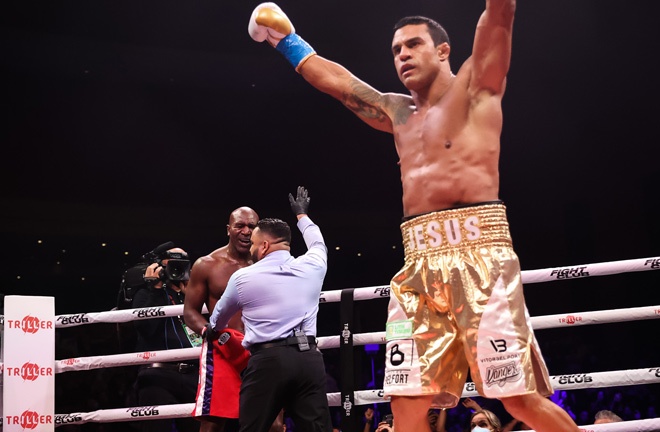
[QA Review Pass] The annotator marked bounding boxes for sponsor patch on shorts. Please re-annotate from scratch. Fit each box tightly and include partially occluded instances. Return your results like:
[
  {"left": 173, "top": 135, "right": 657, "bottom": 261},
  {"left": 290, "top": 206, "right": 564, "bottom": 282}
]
[
  {"left": 386, "top": 320, "right": 413, "bottom": 340},
  {"left": 384, "top": 338, "right": 421, "bottom": 395}
]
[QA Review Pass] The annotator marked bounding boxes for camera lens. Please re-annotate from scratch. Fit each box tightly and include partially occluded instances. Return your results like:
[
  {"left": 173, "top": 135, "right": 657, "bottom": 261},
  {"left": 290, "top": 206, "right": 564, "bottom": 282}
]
[{"left": 165, "top": 259, "right": 191, "bottom": 281}]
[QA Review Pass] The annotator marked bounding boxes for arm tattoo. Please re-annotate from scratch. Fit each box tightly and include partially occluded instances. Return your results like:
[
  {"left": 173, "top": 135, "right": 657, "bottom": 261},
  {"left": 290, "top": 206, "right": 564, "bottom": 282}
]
[
  {"left": 341, "top": 79, "right": 388, "bottom": 123},
  {"left": 391, "top": 104, "right": 413, "bottom": 126}
]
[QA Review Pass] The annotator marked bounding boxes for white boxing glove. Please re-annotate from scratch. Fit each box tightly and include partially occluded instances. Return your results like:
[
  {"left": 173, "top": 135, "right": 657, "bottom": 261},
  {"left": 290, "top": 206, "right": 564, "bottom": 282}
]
[
  {"left": 248, "top": 2, "right": 316, "bottom": 72},
  {"left": 248, "top": 2, "right": 295, "bottom": 48}
]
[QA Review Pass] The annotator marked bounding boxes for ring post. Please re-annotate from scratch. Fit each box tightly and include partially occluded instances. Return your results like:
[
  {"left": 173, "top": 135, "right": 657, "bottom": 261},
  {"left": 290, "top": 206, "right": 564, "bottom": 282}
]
[
  {"left": 3, "top": 296, "right": 55, "bottom": 431},
  {"left": 340, "top": 288, "right": 360, "bottom": 432}
]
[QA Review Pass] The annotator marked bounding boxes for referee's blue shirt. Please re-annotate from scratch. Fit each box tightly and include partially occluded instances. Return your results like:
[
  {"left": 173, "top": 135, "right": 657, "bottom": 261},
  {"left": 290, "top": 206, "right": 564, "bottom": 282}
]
[{"left": 209, "top": 216, "right": 327, "bottom": 349}]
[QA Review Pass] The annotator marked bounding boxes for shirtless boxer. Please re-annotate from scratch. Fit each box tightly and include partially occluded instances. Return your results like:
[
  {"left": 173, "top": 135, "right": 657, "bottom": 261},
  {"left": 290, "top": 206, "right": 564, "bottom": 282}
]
[
  {"left": 248, "top": 2, "right": 580, "bottom": 432},
  {"left": 184, "top": 207, "right": 281, "bottom": 432}
]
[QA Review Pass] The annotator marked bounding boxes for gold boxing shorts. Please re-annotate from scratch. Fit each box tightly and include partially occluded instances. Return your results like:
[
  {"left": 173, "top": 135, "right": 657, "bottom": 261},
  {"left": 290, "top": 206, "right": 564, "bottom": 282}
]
[{"left": 383, "top": 201, "right": 553, "bottom": 408}]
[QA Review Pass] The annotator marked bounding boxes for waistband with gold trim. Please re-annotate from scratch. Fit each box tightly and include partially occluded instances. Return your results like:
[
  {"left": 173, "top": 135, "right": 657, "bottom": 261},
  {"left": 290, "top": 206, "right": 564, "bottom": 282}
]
[{"left": 400, "top": 201, "right": 512, "bottom": 259}]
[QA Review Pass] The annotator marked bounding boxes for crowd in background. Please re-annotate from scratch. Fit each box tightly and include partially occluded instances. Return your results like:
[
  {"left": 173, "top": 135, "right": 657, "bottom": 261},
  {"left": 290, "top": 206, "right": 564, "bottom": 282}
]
[{"left": 341, "top": 385, "right": 658, "bottom": 432}]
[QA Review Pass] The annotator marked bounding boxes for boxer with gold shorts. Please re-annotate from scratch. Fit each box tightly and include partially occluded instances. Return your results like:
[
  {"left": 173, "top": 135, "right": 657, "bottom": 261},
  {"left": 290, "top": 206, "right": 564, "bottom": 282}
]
[{"left": 383, "top": 201, "right": 553, "bottom": 408}]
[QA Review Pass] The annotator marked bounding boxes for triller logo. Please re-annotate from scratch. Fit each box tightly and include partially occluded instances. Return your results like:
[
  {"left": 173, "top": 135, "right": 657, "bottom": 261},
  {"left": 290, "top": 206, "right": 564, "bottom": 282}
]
[
  {"left": 342, "top": 394, "right": 353, "bottom": 416},
  {"left": 5, "top": 409, "right": 52, "bottom": 429},
  {"left": 139, "top": 352, "right": 157, "bottom": 360},
  {"left": 341, "top": 323, "right": 351, "bottom": 345},
  {"left": 61, "top": 358, "right": 80, "bottom": 366},
  {"left": 6, "top": 315, "right": 52, "bottom": 334},
  {"left": 559, "top": 315, "right": 583, "bottom": 325},
  {"left": 5, "top": 361, "right": 53, "bottom": 381}
]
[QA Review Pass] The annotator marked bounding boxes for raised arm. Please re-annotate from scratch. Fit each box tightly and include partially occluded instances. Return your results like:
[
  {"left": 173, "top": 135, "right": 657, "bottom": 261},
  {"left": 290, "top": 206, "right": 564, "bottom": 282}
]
[
  {"left": 249, "top": 2, "right": 397, "bottom": 134},
  {"left": 470, "top": 0, "right": 516, "bottom": 95},
  {"left": 303, "top": 56, "right": 406, "bottom": 134},
  {"left": 289, "top": 185, "right": 327, "bottom": 268}
]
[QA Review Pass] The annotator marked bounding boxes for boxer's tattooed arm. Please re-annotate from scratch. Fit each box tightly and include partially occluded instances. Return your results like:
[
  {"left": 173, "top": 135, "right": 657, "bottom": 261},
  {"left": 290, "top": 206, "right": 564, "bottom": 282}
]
[
  {"left": 341, "top": 78, "right": 413, "bottom": 126},
  {"left": 341, "top": 79, "right": 388, "bottom": 123}
]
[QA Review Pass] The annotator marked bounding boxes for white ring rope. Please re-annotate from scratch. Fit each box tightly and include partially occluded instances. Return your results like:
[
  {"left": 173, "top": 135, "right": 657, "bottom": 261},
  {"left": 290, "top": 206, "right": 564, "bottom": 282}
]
[
  {"left": 53, "top": 304, "right": 660, "bottom": 373},
  {"left": 54, "top": 403, "right": 660, "bottom": 432},
  {"left": 333, "top": 367, "right": 660, "bottom": 403},
  {"left": 519, "top": 256, "right": 660, "bottom": 284},
  {"left": 52, "top": 304, "right": 207, "bottom": 328},
  {"left": 50, "top": 301, "right": 660, "bottom": 334},
  {"left": 50, "top": 256, "right": 660, "bottom": 330},
  {"left": 53, "top": 365, "right": 660, "bottom": 428},
  {"left": 55, "top": 408, "right": 660, "bottom": 432},
  {"left": 42, "top": 255, "right": 660, "bottom": 429}
]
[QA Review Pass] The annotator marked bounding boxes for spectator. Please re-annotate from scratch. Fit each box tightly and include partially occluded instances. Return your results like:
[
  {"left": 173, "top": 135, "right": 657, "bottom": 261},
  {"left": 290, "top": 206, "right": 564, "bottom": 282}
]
[
  {"left": 593, "top": 409, "right": 623, "bottom": 424},
  {"left": 427, "top": 408, "right": 446, "bottom": 432},
  {"left": 364, "top": 407, "right": 375, "bottom": 432},
  {"left": 469, "top": 410, "right": 503, "bottom": 432}
]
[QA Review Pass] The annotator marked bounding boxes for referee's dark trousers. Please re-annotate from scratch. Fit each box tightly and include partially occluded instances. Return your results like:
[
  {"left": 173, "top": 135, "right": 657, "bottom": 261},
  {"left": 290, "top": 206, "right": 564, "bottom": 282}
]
[{"left": 238, "top": 341, "right": 333, "bottom": 432}]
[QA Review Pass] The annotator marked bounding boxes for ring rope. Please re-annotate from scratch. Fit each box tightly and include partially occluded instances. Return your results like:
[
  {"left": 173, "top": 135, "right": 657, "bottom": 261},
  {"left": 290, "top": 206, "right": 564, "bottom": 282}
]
[
  {"left": 53, "top": 367, "right": 660, "bottom": 426},
  {"left": 520, "top": 256, "right": 660, "bottom": 284},
  {"left": 50, "top": 255, "right": 660, "bottom": 330},
  {"left": 320, "top": 255, "right": 660, "bottom": 303},
  {"left": 50, "top": 302, "right": 660, "bottom": 333},
  {"left": 54, "top": 408, "right": 660, "bottom": 432},
  {"left": 53, "top": 305, "right": 660, "bottom": 373},
  {"left": 327, "top": 367, "right": 660, "bottom": 404},
  {"left": 38, "top": 255, "right": 660, "bottom": 428}
]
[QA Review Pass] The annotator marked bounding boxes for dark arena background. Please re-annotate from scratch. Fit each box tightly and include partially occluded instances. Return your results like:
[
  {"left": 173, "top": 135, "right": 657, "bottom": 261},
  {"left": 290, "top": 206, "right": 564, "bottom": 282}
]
[{"left": 2, "top": 0, "right": 659, "bottom": 430}]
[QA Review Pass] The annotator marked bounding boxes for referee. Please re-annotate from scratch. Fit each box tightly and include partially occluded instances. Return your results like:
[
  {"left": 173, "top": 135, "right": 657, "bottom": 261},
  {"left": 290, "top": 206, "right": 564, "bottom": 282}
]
[{"left": 208, "top": 186, "right": 333, "bottom": 432}]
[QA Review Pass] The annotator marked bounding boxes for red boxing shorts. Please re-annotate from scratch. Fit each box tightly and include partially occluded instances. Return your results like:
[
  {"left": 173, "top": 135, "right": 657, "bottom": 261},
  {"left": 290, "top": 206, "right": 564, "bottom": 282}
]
[{"left": 192, "top": 328, "right": 250, "bottom": 419}]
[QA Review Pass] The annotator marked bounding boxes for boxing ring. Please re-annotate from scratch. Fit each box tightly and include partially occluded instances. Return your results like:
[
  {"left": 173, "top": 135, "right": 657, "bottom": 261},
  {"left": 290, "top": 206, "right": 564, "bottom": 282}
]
[{"left": 3, "top": 255, "right": 660, "bottom": 431}]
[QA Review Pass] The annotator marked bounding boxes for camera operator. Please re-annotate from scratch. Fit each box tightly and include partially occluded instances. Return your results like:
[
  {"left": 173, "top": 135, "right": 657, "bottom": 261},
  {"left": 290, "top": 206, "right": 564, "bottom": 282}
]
[{"left": 131, "top": 245, "right": 200, "bottom": 432}]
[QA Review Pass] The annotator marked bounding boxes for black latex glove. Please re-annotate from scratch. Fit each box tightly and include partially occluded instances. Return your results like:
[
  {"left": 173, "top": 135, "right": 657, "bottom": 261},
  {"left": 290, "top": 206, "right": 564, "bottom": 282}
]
[
  {"left": 289, "top": 186, "right": 310, "bottom": 215},
  {"left": 203, "top": 323, "right": 232, "bottom": 345},
  {"left": 202, "top": 322, "right": 218, "bottom": 341}
]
